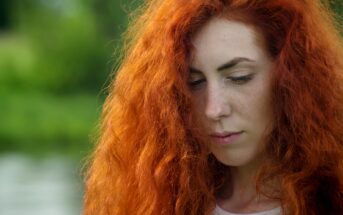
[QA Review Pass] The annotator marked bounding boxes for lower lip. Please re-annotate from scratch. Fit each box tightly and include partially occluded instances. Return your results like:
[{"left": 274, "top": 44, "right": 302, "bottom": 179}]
[{"left": 211, "top": 132, "right": 242, "bottom": 145}]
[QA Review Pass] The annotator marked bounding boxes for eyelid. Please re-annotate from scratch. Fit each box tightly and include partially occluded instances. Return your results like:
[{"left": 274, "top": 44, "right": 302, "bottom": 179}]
[
  {"left": 189, "top": 71, "right": 204, "bottom": 77},
  {"left": 226, "top": 73, "right": 255, "bottom": 84},
  {"left": 223, "top": 69, "right": 252, "bottom": 76},
  {"left": 187, "top": 73, "right": 206, "bottom": 89},
  {"left": 188, "top": 73, "right": 205, "bottom": 82},
  {"left": 187, "top": 70, "right": 255, "bottom": 88}
]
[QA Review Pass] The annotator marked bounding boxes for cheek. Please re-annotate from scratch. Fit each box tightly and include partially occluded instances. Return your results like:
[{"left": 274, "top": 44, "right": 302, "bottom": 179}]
[
  {"left": 247, "top": 85, "right": 273, "bottom": 135},
  {"left": 191, "top": 90, "right": 207, "bottom": 115},
  {"left": 237, "top": 77, "right": 273, "bottom": 137},
  {"left": 249, "top": 74, "right": 273, "bottom": 115},
  {"left": 250, "top": 93, "right": 271, "bottom": 118},
  {"left": 191, "top": 91, "right": 214, "bottom": 132}
]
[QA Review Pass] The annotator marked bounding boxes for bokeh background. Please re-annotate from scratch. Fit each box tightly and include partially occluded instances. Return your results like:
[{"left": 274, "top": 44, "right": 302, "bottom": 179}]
[{"left": 0, "top": 0, "right": 342, "bottom": 214}]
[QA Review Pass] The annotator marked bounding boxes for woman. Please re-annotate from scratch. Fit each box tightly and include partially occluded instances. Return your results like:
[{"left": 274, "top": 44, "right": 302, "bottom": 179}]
[{"left": 83, "top": 0, "right": 343, "bottom": 214}]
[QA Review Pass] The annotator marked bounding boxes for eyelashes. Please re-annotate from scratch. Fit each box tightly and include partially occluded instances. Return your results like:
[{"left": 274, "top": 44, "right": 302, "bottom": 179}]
[
  {"left": 188, "top": 79, "right": 206, "bottom": 86},
  {"left": 188, "top": 74, "right": 255, "bottom": 88},
  {"left": 227, "top": 74, "right": 254, "bottom": 84}
]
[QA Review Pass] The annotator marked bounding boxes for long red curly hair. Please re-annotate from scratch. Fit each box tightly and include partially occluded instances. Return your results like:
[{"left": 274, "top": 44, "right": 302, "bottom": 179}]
[{"left": 83, "top": 0, "right": 343, "bottom": 214}]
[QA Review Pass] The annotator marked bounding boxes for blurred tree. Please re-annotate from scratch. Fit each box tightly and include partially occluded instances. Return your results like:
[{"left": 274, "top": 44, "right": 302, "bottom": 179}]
[
  {"left": 90, "top": 0, "right": 144, "bottom": 78},
  {"left": 0, "top": 0, "right": 111, "bottom": 94},
  {"left": 330, "top": 0, "right": 343, "bottom": 28},
  {"left": 0, "top": 0, "right": 145, "bottom": 157},
  {"left": 0, "top": 0, "right": 11, "bottom": 30}
]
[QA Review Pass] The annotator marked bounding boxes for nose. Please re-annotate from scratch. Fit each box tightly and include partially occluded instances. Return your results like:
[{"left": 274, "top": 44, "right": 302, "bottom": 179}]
[{"left": 205, "top": 85, "right": 231, "bottom": 120}]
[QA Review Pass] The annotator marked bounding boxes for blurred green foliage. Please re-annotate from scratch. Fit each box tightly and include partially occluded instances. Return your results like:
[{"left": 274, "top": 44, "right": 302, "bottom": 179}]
[
  {"left": 0, "top": 91, "right": 99, "bottom": 157},
  {"left": 0, "top": 0, "right": 142, "bottom": 159},
  {"left": 0, "top": 0, "right": 341, "bottom": 159}
]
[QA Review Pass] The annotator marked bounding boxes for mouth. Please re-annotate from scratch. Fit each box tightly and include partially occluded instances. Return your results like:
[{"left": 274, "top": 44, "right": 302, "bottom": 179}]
[{"left": 210, "top": 131, "right": 243, "bottom": 145}]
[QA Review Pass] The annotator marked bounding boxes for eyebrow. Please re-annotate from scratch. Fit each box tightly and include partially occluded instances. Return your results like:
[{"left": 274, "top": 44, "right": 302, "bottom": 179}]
[{"left": 190, "top": 57, "right": 255, "bottom": 73}]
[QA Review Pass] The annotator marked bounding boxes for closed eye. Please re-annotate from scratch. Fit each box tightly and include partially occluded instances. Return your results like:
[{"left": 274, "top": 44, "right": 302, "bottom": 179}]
[
  {"left": 227, "top": 74, "right": 254, "bottom": 84},
  {"left": 188, "top": 79, "right": 206, "bottom": 87}
]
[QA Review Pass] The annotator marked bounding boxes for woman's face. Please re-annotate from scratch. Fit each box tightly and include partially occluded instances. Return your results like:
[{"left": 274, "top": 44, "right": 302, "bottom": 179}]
[{"left": 189, "top": 17, "right": 274, "bottom": 167}]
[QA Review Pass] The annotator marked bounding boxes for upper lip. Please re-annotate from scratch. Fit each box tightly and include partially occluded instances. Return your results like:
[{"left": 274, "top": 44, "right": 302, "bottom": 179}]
[{"left": 210, "top": 131, "right": 242, "bottom": 137}]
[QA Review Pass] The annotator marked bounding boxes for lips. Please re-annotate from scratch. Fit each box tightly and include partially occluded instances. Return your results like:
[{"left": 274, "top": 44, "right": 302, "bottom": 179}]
[{"left": 210, "top": 131, "right": 243, "bottom": 145}]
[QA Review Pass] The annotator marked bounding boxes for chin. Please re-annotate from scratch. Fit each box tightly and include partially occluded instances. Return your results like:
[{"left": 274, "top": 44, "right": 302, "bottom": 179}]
[{"left": 212, "top": 151, "right": 260, "bottom": 167}]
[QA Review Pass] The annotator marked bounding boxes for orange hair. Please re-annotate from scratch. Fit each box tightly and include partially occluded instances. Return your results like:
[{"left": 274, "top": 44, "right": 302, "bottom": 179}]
[{"left": 83, "top": 0, "right": 343, "bottom": 214}]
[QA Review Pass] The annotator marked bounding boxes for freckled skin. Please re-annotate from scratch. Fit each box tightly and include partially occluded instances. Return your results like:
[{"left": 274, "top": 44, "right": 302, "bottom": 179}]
[{"left": 189, "top": 17, "right": 274, "bottom": 167}]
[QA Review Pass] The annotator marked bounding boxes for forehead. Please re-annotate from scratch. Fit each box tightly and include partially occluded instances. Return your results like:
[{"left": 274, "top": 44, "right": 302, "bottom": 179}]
[{"left": 190, "top": 17, "right": 267, "bottom": 70}]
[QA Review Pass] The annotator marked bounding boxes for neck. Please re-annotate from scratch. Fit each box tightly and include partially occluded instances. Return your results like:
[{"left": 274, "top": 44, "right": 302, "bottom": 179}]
[
  {"left": 217, "top": 158, "right": 280, "bottom": 213},
  {"left": 229, "top": 158, "right": 262, "bottom": 200}
]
